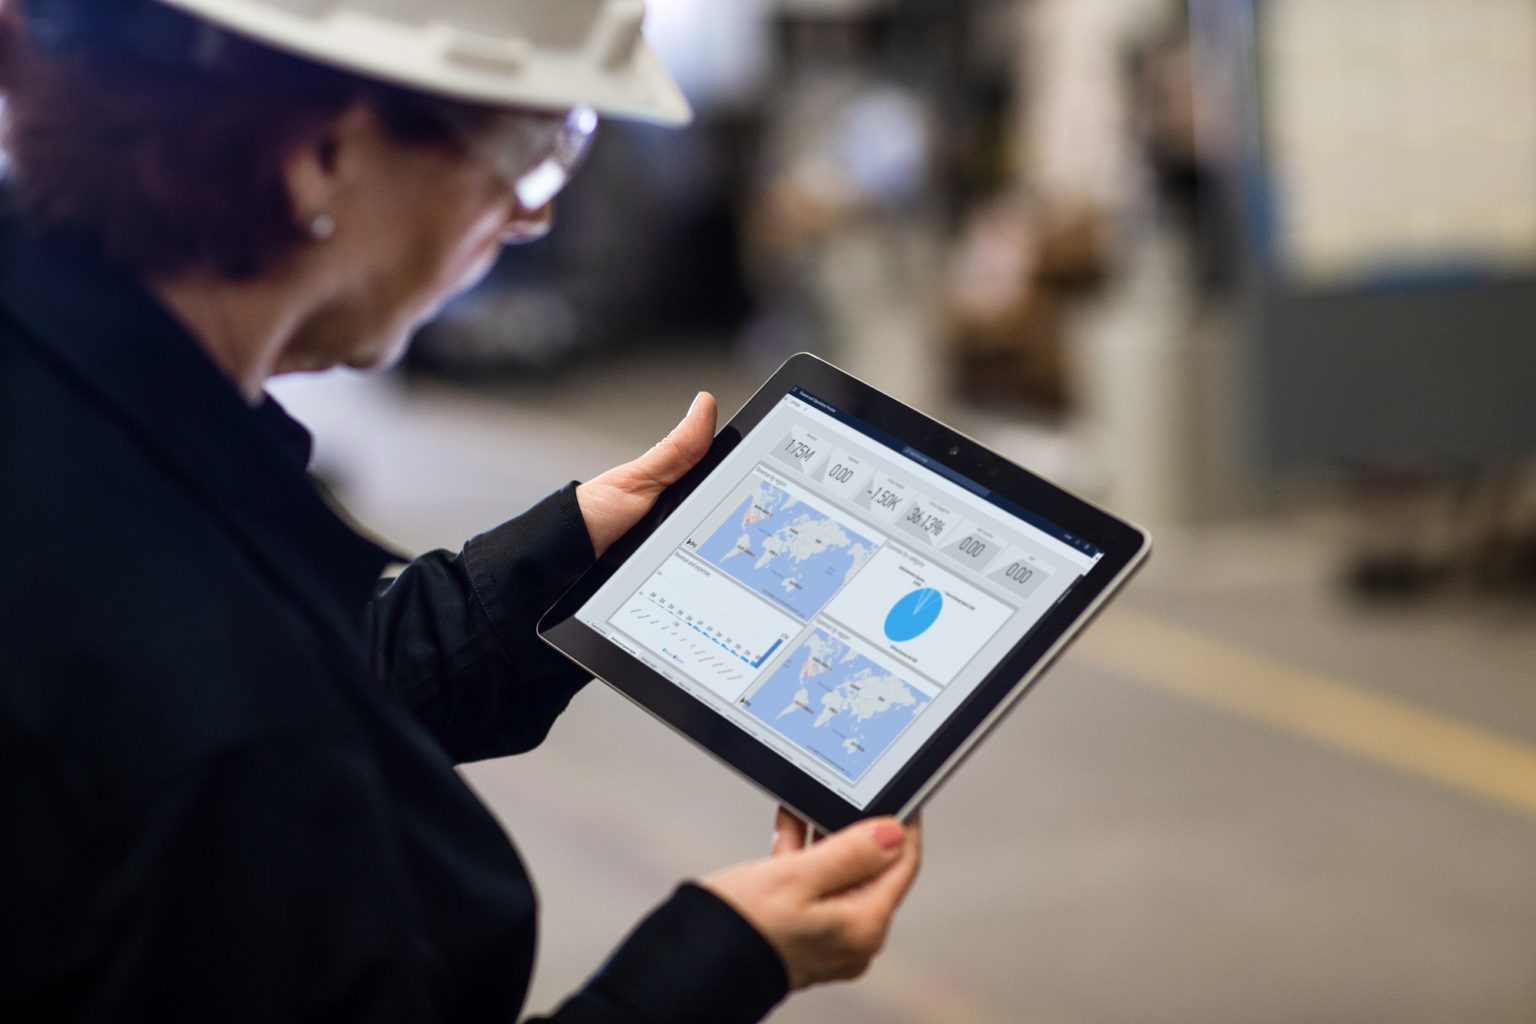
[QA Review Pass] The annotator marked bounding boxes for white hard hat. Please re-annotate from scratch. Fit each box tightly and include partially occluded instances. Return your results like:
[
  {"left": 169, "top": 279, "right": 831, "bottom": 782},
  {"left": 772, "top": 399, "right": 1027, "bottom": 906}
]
[{"left": 155, "top": 0, "right": 693, "bottom": 125}]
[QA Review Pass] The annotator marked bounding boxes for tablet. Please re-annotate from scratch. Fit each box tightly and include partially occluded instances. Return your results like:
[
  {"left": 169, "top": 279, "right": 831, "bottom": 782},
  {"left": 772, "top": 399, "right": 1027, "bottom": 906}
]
[{"left": 540, "top": 353, "right": 1150, "bottom": 832}]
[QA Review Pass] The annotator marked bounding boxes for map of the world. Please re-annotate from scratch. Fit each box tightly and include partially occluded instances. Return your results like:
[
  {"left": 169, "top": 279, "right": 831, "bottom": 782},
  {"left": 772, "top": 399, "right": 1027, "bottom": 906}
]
[
  {"left": 696, "top": 475, "right": 876, "bottom": 620},
  {"left": 746, "top": 628, "right": 928, "bottom": 781}
]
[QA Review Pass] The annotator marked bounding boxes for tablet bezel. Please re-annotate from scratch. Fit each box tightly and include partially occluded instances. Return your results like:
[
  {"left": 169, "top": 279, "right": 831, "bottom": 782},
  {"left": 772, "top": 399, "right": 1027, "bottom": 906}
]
[{"left": 539, "top": 353, "right": 1149, "bottom": 832}]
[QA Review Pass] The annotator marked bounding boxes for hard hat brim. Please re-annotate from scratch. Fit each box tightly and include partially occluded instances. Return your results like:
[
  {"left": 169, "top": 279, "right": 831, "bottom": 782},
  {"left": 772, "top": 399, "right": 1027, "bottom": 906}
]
[{"left": 161, "top": 0, "right": 694, "bottom": 126}]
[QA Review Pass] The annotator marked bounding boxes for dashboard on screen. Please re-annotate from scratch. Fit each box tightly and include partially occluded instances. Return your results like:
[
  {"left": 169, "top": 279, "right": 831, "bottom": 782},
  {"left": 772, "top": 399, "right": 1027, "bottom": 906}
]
[{"left": 574, "top": 388, "right": 1103, "bottom": 809}]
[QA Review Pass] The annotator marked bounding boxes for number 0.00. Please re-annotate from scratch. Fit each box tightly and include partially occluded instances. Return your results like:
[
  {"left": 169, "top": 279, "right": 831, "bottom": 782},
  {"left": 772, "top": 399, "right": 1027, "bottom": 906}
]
[
  {"left": 1005, "top": 562, "right": 1034, "bottom": 584},
  {"left": 827, "top": 463, "right": 855, "bottom": 484},
  {"left": 957, "top": 537, "right": 988, "bottom": 559}
]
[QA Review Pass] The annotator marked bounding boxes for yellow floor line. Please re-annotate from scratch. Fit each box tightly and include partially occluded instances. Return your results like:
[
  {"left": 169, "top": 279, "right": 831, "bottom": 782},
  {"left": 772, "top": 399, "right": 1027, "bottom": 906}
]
[{"left": 1074, "top": 610, "right": 1536, "bottom": 819}]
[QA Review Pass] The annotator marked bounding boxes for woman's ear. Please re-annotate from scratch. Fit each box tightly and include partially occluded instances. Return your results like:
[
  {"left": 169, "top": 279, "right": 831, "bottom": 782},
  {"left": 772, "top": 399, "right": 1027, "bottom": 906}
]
[{"left": 280, "top": 103, "right": 375, "bottom": 239}]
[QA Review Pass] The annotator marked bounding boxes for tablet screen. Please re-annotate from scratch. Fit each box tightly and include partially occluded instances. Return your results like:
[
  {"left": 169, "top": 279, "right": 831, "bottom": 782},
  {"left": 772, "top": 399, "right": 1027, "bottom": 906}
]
[{"left": 573, "top": 387, "right": 1104, "bottom": 810}]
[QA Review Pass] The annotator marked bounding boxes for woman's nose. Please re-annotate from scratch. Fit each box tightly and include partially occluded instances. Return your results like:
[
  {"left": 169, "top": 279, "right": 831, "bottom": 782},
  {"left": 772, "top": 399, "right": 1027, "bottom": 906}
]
[{"left": 501, "top": 203, "right": 554, "bottom": 245}]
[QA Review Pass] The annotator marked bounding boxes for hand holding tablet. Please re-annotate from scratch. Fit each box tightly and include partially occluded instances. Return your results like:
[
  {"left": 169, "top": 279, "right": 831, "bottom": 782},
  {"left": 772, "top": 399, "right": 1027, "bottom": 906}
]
[
  {"left": 703, "top": 808, "right": 923, "bottom": 989},
  {"left": 575, "top": 391, "right": 719, "bottom": 557},
  {"left": 541, "top": 354, "right": 1150, "bottom": 832}
]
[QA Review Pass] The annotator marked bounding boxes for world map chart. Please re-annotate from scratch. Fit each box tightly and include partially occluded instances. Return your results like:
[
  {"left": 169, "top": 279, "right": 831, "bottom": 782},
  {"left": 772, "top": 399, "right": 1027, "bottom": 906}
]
[
  {"left": 746, "top": 628, "right": 928, "bottom": 780},
  {"left": 696, "top": 476, "right": 876, "bottom": 620}
]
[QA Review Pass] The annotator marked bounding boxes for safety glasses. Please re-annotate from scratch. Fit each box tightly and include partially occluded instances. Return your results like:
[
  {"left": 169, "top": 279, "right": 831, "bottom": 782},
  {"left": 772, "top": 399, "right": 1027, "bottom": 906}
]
[{"left": 458, "top": 105, "right": 601, "bottom": 213}]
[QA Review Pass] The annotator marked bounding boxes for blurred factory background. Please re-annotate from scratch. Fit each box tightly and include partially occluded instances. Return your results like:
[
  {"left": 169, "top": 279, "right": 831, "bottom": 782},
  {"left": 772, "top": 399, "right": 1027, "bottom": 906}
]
[{"left": 271, "top": 0, "right": 1536, "bottom": 1020}]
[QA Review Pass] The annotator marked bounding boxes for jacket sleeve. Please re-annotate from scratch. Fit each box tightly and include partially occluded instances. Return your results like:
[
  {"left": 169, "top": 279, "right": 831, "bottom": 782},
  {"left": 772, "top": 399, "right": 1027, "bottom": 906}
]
[
  {"left": 364, "top": 483, "right": 597, "bottom": 763},
  {"left": 530, "top": 884, "right": 789, "bottom": 1024}
]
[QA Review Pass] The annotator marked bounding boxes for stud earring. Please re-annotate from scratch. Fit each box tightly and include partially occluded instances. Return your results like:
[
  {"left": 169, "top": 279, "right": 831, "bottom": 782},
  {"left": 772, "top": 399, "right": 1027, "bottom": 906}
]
[{"left": 307, "top": 212, "right": 336, "bottom": 241}]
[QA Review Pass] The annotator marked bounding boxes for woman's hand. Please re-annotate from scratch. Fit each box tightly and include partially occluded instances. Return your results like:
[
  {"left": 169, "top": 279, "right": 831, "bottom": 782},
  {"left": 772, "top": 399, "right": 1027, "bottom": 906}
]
[
  {"left": 576, "top": 392, "right": 717, "bottom": 557},
  {"left": 703, "top": 808, "right": 923, "bottom": 990}
]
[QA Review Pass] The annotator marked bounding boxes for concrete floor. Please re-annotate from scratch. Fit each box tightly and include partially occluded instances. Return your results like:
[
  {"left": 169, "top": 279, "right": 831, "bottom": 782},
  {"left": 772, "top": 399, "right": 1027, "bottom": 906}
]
[{"left": 272, "top": 346, "right": 1536, "bottom": 1024}]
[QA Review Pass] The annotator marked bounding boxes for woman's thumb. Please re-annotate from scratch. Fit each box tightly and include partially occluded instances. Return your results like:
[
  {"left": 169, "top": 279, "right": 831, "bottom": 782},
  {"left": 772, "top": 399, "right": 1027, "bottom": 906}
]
[
  {"left": 796, "top": 818, "right": 905, "bottom": 897},
  {"left": 644, "top": 391, "right": 716, "bottom": 486}
]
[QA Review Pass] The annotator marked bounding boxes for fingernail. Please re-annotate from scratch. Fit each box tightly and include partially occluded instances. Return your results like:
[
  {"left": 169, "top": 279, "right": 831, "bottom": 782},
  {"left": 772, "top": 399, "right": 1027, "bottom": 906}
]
[
  {"left": 674, "top": 393, "right": 703, "bottom": 431},
  {"left": 873, "top": 820, "right": 904, "bottom": 850}
]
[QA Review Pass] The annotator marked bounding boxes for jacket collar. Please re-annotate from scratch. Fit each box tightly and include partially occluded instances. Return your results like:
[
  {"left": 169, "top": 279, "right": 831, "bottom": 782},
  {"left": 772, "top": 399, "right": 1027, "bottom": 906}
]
[{"left": 0, "top": 196, "right": 400, "bottom": 645}]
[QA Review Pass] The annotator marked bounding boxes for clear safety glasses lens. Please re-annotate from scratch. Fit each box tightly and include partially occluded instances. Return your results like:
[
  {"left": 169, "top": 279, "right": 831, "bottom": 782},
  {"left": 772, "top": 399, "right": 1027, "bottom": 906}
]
[{"left": 490, "top": 106, "right": 600, "bottom": 212}]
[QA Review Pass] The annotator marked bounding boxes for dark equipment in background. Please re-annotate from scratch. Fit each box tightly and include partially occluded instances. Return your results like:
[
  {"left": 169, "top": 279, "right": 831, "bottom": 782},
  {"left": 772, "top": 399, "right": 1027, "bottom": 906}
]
[
  {"left": 406, "top": 0, "right": 1066, "bottom": 413},
  {"left": 406, "top": 117, "right": 759, "bottom": 378}
]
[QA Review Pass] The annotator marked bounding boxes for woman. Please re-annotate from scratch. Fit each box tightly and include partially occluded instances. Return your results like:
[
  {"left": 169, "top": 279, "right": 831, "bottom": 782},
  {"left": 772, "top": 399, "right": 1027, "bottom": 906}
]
[{"left": 0, "top": 0, "right": 921, "bottom": 1020}]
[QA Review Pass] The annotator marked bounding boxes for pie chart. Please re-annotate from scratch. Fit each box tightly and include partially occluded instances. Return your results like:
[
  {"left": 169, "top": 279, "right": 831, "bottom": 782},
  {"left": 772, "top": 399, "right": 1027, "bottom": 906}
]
[{"left": 884, "top": 587, "right": 943, "bottom": 642}]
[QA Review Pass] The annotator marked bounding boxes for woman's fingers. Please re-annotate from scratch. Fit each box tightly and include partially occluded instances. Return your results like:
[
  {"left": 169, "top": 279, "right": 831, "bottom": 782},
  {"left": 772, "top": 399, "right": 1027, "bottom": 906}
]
[
  {"left": 706, "top": 814, "right": 926, "bottom": 990},
  {"left": 772, "top": 806, "right": 808, "bottom": 856},
  {"left": 841, "top": 813, "right": 922, "bottom": 913},
  {"left": 792, "top": 818, "right": 906, "bottom": 899}
]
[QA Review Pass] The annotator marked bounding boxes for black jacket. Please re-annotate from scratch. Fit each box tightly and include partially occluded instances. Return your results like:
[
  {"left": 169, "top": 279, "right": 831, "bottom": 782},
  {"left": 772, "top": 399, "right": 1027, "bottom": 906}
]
[{"left": 0, "top": 201, "right": 787, "bottom": 1022}]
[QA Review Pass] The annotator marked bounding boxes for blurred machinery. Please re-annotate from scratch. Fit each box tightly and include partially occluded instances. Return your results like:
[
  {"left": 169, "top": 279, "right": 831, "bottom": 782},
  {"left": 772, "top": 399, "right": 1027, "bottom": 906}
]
[
  {"left": 403, "top": 0, "right": 1536, "bottom": 595},
  {"left": 408, "top": 0, "right": 1090, "bottom": 414},
  {"left": 407, "top": 0, "right": 772, "bottom": 376},
  {"left": 1193, "top": 0, "right": 1536, "bottom": 595}
]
